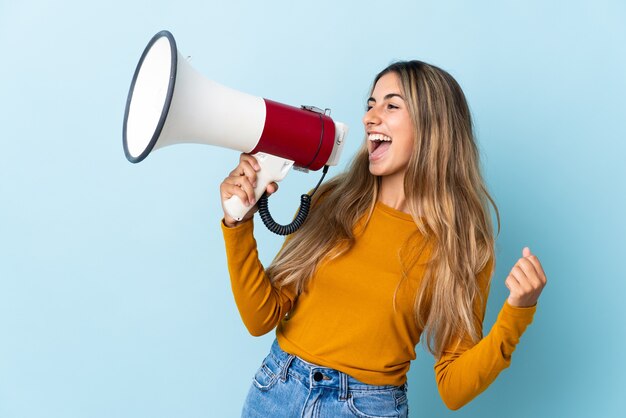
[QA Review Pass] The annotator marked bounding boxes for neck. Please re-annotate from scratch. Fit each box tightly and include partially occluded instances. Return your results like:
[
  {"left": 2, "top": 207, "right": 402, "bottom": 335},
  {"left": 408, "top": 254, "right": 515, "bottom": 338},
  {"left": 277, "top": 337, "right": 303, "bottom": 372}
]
[{"left": 378, "top": 173, "right": 409, "bottom": 213}]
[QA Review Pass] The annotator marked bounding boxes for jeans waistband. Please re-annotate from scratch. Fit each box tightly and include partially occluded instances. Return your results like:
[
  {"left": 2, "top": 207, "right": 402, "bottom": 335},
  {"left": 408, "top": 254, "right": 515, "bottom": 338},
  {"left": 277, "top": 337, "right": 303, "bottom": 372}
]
[{"left": 268, "top": 339, "right": 404, "bottom": 400}]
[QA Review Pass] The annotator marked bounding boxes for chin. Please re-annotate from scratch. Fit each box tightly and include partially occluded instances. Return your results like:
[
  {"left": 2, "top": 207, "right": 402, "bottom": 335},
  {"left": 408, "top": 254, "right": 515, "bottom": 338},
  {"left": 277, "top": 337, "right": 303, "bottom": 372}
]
[
  {"left": 368, "top": 161, "right": 406, "bottom": 180},
  {"left": 369, "top": 157, "right": 393, "bottom": 176},
  {"left": 368, "top": 162, "right": 381, "bottom": 175}
]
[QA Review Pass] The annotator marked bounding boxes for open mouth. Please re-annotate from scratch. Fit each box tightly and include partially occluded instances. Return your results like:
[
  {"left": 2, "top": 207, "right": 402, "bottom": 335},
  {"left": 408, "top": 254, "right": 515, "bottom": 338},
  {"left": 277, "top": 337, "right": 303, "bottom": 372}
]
[{"left": 369, "top": 133, "right": 392, "bottom": 159}]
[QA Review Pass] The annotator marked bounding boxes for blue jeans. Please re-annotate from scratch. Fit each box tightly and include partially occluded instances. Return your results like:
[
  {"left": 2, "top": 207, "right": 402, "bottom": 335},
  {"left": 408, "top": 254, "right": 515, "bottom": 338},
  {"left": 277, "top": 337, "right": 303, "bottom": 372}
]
[{"left": 242, "top": 340, "right": 408, "bottom": 418}]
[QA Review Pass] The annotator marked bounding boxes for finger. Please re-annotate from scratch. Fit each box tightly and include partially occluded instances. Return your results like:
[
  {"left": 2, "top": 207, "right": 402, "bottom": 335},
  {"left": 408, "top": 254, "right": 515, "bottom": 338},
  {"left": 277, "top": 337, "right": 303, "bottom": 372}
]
[
  {"left": 235, "top": 176, "right": 257, "bottom": 205},
  {"left": 221, "top": 179, "right": 249, "bottom": 204},
  {"left": 505, "top": 274, "right": 522, "bottom": 296},
  {"left": 523, "top": 247, "right": 531, "bottom": 258},
  {"left": 239, "top": 153, "right": 260, "bottom": 171},
  {"left": 509, "top": 265, "right": 533, "bottom": 293},
  {"left": 526, "top": 255, "right": 548, "bottom": 285},
  {"left": 229, "top": 161, "right": 259, "bottom": 186},
  {"left": 266, "top": 182, "right": 279, "bottom": 195},
  {"left": 516, "top": 258, "right": 542, "bottom": 287},
  {"left": 222, "top": 177, "right": 255, "bottom": 206}
]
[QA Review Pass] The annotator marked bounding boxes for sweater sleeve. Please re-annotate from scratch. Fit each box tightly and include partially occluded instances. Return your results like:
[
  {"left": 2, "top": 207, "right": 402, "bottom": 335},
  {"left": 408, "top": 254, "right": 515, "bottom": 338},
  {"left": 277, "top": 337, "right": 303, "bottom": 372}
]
[
  {"left": 434, "top": 263, "right": 536, "bottom": 410},
  {"left": 221, "top": 219, "right": 296, "bottom": 336}
]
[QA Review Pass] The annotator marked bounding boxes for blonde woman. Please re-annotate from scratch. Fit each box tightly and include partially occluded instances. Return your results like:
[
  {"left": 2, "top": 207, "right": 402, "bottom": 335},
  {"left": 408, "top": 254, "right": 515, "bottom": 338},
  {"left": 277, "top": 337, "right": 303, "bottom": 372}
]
[{"left": 220, "top": 61, "right": 547, "bottom": 417}]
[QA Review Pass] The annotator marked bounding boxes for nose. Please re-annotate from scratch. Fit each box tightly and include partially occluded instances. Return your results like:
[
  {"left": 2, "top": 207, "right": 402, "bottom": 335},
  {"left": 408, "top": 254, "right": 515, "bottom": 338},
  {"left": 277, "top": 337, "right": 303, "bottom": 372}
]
[{"left": 362, "top": 106, "right": 381, "bottom": 127}]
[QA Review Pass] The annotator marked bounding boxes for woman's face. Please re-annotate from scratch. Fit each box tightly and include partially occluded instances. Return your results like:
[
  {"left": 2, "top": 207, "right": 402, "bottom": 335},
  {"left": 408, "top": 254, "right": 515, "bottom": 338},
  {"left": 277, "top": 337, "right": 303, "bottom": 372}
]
[{"left": 363, "top": 72, "right": 415, "bottom": 179}]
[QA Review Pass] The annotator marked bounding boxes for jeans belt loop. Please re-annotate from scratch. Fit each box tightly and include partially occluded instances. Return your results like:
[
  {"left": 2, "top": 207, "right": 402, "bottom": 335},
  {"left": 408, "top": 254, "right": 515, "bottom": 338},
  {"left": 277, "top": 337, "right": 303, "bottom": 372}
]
[
  {"left": 279, "top": 354, "right": 295, "bottom": 382},
  {"left": 339, "top": 371, "right": 349, "bottom": 401}
]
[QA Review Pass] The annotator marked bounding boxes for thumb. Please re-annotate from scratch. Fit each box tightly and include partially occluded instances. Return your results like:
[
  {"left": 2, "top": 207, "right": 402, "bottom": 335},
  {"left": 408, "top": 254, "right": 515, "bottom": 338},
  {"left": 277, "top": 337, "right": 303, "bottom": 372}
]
[{"left": 523, "top": 247, "right": 531, "bottom": 258}]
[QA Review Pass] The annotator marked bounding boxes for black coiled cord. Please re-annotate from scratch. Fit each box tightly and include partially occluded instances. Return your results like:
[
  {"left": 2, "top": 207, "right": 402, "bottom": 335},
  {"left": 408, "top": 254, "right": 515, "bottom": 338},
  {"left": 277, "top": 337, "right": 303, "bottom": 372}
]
[
  {"left": 258, "top": 193, "right": 311, "bottom": 235},
  {"left": 257, "top": 166, "right": 329, "bottom": 236}
]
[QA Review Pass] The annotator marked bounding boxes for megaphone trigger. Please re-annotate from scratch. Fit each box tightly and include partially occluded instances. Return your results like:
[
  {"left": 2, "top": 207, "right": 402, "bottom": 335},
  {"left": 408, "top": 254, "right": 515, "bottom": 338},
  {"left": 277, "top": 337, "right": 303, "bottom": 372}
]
[{"left": 222, "top": 153, "right": 294, "bottom": 221}]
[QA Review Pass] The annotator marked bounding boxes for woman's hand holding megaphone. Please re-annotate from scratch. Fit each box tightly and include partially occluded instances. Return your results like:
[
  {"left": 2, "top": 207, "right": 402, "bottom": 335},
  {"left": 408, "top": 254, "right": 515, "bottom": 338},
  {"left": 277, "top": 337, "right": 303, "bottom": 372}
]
[{"left": 221, "top": 153, "right": 279, "bottom": 228}]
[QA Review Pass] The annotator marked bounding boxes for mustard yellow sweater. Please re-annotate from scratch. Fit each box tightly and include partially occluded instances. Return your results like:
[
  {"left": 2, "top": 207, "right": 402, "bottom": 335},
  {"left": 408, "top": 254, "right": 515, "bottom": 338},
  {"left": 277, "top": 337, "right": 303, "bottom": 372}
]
[{"left": 222, "top": 202, "right": 535, "bottom": 409}]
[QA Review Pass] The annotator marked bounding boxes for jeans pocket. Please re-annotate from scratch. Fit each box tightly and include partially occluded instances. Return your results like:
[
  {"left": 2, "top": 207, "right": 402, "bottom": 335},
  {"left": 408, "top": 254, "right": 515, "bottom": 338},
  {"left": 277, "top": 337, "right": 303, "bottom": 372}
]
[
  {"left": 394, "top": 387, "right": 408, "bottom": 417},
  {"left": 252, "top": 357, "right": 279, "bottom": 392},
  {"left": 347, "top": 389, "right": 402, "bottom": 418}
]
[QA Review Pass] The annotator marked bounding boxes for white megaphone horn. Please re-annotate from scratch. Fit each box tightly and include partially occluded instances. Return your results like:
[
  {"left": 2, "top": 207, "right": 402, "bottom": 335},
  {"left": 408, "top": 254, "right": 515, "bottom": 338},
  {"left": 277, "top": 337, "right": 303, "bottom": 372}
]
[{"left": 123, "top": 30, "right": 348, "bottom": 234}]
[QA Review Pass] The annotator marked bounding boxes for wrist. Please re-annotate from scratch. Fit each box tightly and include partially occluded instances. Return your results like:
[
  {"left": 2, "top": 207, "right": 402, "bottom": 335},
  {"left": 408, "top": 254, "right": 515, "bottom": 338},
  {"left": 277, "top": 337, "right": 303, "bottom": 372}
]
[
  {"left": 222, "top": 218, "right": 239, "bottom": 228},
  {"left": 506, "top": 297, "right": 538, "bottom": 309},
  {"left": 222, "top": 216, "right": 254, "bottom": 229}
]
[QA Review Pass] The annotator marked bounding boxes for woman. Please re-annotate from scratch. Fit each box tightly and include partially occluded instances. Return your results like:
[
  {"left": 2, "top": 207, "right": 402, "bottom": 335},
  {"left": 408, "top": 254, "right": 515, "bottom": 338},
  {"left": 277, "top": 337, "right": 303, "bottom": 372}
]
[{"left": 220, "top": 61, "right": 547, "bottom": 417}]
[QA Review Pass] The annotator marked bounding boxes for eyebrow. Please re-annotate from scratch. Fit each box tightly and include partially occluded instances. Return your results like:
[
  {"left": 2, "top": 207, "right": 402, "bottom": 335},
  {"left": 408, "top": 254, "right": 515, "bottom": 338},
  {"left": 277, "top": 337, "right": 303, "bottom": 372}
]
[{"left": 367, "top": 93, "right": 405, "bottom": 103}]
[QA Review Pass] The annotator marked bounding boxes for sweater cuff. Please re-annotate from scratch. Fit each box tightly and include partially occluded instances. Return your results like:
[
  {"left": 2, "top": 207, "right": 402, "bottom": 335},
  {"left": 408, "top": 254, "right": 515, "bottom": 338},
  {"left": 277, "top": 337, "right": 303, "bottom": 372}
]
[
  {"left": 496, "top": 301, "right": 536, "bottom": 344},
  {"left": 221, "top": 217, "right": 254, "bottom": 236},
  {"left": 221, "top": 218, "right": 257, "bottom": 262},
  {"left": 502, "top": 300, "right": 536, "bottom": 319}
]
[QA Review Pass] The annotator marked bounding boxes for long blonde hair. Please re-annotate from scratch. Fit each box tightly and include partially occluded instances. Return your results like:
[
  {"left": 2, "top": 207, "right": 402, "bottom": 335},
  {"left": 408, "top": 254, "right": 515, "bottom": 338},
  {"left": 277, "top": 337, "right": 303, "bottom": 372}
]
[{"left": 266, "top": 61, "right": 499, "bottom": 357}]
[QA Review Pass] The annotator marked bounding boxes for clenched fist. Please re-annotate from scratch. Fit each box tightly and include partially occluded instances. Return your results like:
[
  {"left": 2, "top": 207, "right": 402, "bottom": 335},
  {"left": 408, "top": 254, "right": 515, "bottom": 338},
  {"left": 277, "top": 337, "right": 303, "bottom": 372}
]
[
  {"left": 220, "top": 153, "right": 278, "bottom": 228},
  {"left": 505, "top": 247, "right": 547, "bottom": 308}
]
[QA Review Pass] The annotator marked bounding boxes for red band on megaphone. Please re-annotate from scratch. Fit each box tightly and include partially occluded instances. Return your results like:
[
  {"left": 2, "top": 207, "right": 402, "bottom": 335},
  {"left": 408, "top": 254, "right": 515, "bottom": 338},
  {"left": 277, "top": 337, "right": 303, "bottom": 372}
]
[{"left": 251, "top": 99, "right": 336, "bottom": 171}]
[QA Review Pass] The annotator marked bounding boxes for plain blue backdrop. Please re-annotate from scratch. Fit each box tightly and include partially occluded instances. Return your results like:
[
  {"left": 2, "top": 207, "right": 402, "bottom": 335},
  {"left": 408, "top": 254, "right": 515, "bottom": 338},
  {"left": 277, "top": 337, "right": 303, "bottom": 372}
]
[{"left": 1, "top": 0, "right": 624, "bottom": 417}]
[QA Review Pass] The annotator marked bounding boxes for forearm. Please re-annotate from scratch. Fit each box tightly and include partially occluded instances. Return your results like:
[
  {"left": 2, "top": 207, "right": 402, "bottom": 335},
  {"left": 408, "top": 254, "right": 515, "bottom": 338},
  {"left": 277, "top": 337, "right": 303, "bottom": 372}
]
[
  {"left": 221, "top": 219, "right": 293, "bottom": 336},
  {"left": 434, "top": 301, "right": 536, "bottom": 410}
]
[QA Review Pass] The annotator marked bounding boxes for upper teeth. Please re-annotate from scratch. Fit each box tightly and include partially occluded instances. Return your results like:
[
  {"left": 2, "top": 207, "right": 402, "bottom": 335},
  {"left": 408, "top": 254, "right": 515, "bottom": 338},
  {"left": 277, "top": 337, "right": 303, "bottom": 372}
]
[{"left": 368, "top": 134, "right": 392, "bottom": 142}]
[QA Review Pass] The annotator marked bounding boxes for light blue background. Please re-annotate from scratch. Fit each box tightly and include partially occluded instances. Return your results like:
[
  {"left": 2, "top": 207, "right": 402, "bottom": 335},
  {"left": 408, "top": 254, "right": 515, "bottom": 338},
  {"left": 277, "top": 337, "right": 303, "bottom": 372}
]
[{"left": 1, "top": 0, "right": 624, "bottom": 417}]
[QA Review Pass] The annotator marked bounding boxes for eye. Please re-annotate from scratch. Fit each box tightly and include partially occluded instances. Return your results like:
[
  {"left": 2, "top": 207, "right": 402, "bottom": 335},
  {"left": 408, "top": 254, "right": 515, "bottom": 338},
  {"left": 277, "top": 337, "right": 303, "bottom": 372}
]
[{"left": 387, "top": 103, "right": 399, "bottom": 110}]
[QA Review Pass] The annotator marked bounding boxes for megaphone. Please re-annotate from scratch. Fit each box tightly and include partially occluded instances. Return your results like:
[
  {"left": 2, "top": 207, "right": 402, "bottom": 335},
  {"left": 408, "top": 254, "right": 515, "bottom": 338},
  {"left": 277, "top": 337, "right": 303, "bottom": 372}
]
[{"left": 123, "top": 30, "right": 348, "bottom": 234}]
